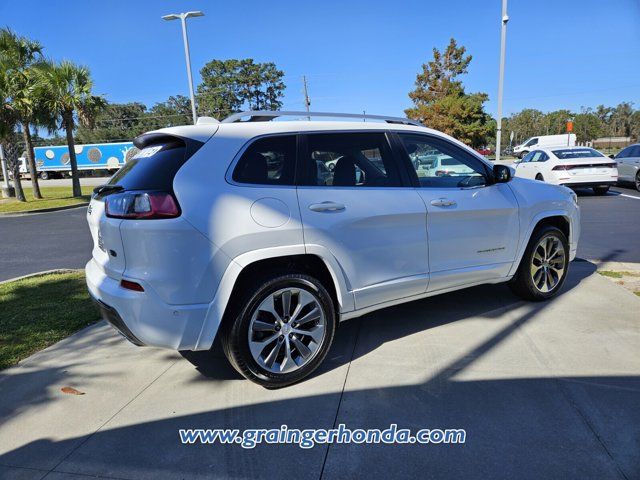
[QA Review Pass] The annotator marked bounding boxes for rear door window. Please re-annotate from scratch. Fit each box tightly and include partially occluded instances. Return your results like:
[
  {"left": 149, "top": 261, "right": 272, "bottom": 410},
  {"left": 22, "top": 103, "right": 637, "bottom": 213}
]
[{"left": 300, "top": 132, "right": 401, "bottom": 187}]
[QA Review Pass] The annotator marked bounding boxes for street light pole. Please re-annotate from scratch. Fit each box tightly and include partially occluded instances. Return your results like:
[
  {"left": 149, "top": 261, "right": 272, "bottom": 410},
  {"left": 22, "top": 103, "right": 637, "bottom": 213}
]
[
  {"left": 163, "top": 11, "right": 204, "bottom": 125},
  {"left": 495, "top": 0, "right": 509, "bottom": 162}
]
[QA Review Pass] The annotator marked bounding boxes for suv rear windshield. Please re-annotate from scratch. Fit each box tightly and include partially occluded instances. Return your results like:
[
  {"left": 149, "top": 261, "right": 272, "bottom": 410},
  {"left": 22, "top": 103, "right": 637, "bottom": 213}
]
[
  {"left": 552, "top": 148, "right": 604, "bottom": 159},
  {"left": 106, "top": 140, "right": 191, "bottom": 192}
]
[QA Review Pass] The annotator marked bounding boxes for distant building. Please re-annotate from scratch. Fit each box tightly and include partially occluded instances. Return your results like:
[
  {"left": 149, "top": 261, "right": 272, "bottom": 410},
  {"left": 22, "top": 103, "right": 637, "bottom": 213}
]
[{"left": 592, "top": 137, "right": 633, "bottom": 149}]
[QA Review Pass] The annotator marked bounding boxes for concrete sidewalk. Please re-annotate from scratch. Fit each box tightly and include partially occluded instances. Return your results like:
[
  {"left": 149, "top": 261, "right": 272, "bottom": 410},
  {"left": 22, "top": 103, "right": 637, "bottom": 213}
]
[{"left": 0, "top": 261, "right": 639, "bottom": 479}]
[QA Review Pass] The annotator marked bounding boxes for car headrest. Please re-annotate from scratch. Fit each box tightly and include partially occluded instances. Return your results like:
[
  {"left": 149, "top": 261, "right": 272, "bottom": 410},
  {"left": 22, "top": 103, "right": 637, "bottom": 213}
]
[
  {"left": 237, "top": 152, "right": 268, "bottom": 183},
  {"left": 333, "top": 155, "right": 357, "bottom": 186}
]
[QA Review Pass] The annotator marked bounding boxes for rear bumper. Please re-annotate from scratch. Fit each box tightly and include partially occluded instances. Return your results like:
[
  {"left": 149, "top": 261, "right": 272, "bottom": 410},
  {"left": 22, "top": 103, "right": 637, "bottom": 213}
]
[
  {"left": 85, "top": 258, "right": 210, "bottom": 350},
  {"left": 91, "top": 295, "right": 145, "bottom": 346},
  {"left": 561, "top": 181, "right": 617, "bottom": 188}
]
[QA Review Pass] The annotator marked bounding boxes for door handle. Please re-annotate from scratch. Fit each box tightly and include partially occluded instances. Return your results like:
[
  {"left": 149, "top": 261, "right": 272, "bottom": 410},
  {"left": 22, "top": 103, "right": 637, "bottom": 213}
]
[
  {"left": 309, "top": 201, "right": 346, "bottom": 212},
  {"left": 430, "top": 198, "right": 457, "bottom": 207}
]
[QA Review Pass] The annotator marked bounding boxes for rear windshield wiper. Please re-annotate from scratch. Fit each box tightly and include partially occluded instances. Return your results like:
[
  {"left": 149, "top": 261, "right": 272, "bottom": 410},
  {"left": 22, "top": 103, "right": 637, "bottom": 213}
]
[{"left": 93, "top": 184, "right": 124, "bottom": 196}]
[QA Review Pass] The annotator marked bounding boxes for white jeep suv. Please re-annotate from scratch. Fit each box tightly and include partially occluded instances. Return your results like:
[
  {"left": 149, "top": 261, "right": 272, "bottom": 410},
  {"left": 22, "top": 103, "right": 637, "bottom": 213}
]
[{"left": 86, "top": 111, "right": 580, "bottom": 388}]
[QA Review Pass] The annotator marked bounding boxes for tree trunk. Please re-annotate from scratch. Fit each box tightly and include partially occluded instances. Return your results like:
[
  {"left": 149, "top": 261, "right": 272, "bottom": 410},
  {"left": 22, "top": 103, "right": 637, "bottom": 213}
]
[
  {"left": 22, "top": 122, "right": 42, "bottom": 199},
  {"left": 3, "top": 142, "right": 26, "bottom": 202},
  {"left": 63, "top": 111, "right": 82, "bottom": 197}
]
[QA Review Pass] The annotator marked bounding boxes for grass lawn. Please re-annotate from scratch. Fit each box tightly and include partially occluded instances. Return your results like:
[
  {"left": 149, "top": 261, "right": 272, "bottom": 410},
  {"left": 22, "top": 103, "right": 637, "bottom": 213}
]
[
  {"left": 0, "top": 271, "right": 99, "bottom": 370},
  {"left": 0, "top": 185, "right": 93, "bottom": 213}
]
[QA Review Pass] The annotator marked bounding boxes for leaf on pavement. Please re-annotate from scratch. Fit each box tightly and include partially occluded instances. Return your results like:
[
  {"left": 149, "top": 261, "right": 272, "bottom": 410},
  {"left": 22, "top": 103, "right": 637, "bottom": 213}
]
[{"left": 61, "top": 386, "right": 85, "bottom": 395}]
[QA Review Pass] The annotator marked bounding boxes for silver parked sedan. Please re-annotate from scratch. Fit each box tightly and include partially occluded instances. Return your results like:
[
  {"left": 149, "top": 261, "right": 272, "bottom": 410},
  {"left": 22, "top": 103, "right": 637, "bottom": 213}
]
[{"left": 613, "top": 144, "right": 640, "bottom": 191}]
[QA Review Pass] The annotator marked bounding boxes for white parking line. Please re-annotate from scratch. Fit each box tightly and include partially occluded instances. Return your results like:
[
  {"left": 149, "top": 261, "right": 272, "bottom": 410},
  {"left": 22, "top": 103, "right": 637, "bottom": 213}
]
[{"left": 620, "top": 193, "right": 640, "bottom": 200}]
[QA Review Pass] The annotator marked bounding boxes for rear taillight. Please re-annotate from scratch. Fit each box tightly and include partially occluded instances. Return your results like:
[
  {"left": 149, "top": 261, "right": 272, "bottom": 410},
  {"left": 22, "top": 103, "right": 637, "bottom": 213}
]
[
  {"left": 105, "top": 191, "right": 180, "bottom": 219},
  {"left": 553, "top": 162, "right": 617, "bottom": 171}
]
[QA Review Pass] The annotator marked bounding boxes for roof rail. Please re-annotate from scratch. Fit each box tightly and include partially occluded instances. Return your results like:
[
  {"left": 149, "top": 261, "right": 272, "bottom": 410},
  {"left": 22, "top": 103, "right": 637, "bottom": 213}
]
[{"left": 221, "top": 110, "right": 423, "bottom": 127}]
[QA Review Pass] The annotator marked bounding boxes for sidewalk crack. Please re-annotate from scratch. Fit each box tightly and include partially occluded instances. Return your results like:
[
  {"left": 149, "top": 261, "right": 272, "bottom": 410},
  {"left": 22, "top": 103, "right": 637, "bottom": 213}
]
[{"left": 318, "top": 317, "right": 362, "bottom": 480}]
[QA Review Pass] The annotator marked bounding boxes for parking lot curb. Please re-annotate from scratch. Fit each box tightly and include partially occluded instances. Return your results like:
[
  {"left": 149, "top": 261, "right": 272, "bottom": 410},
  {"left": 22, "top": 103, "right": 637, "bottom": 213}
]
[
  {"left": 0, "top": 268, "right": 83, "bottom": 286},
  {"left": 0, "top": 202, "right": 89, "bottom": 217},
  {"left": 592, "top": 260, "right": 640, "bottom": 273}
]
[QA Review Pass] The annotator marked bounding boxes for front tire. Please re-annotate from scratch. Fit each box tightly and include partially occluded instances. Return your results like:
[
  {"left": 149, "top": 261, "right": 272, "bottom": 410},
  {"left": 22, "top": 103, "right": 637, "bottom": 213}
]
[
  {"left": 635, "top": 172, "right": 640, "bottom": 192},
  {"left": 535, "top": 173, "right": 544, "bottom": 181},
  {"left": 39, "top": 171, "right": 49, "bottom": 180},
  {"left": 593, "top": 186, "right": 610, "bottom": 195},
  {"left": 221, "top": 273, "right": 336, "bottom": 388},
  {"left": 509, "top": 225, "right": 569, "bottom": 301}
]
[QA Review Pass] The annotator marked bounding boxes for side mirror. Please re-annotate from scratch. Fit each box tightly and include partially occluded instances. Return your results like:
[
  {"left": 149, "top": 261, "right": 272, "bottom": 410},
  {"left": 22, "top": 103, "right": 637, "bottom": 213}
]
[
  {"left": 493, "top": 164, "right": 512, "bottom": 183},
  {"left": 608, "top": 154, "right": 615, "bottom": 159}
]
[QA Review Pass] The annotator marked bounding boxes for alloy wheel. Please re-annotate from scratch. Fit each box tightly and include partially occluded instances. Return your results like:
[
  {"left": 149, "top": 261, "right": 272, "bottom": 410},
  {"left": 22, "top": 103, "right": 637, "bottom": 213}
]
[
  {"left": 530, "top": 235, "right": 566, "bottom": 293},
  {"left": 248, "top": 288, "right": 326, "bottom": 374}
]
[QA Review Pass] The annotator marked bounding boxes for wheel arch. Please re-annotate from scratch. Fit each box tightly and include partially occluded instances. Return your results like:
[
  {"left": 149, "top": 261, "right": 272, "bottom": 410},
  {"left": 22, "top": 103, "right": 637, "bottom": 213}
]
[
  {"left": 194, "top": 248, "right": 354, "bottom": 351},
  {"left": 509, "top": 211, "right": 572, "bottom": 277}
]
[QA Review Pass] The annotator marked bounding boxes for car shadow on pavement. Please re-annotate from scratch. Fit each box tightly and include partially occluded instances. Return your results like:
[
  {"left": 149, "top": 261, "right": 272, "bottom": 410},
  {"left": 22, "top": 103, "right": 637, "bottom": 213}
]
[
  {"left": 180, "top": 260, "right": 596, "bottom": 384},
  {"left": 4, "top": 259, "right": 638, "bottom": 479}
]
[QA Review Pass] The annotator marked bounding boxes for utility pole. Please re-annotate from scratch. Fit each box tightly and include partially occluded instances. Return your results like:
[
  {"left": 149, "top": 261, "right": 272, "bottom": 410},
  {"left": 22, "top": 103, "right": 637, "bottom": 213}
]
[
  {"left": 495, "top": 0, "right": 509, "bottom": 162},
  {"left": 302, "top": 75, "right": 311, "bottom": 120}
]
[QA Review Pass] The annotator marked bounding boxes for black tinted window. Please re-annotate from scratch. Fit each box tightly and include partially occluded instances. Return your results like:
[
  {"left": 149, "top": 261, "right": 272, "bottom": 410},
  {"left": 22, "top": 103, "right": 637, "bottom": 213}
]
[
  {"left": 233, "top": 135, "right": 296, "bottom": 185},
  {"left": 301, "top": 132, "right": 401, "bottom": 187},
  {"left": 552, "top": 148, "right": 604, "bottom": 159},
  {"left": 107, "top": 141, "right": 188, "bottom": 192}
]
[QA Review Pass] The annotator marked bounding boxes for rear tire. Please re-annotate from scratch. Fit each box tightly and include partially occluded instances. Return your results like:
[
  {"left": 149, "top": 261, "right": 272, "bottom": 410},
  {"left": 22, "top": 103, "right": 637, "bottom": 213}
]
[
  {"left": 593, "top": 186, "right": 610, "bottom": 195},
  {"left": 535, "top": 173, "right": 544, "bottom": 181},
  {"left": 509, "top": 225, "right": 569, "bottom": 301},
  {"left": 519, "top": 151, "right": 529, "bottom": 159},
  {"left": 635, "top": 172, "right": 640, "bottom": 192},
  {"left": 220, "top": 273, "right": 336, "bottom": 388},
  {"left": 39, "top": 171, "right": 49, "bottom": 180}
]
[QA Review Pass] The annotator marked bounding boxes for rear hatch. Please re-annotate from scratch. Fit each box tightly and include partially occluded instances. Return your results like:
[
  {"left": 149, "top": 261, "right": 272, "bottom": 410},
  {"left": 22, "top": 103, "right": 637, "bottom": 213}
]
[
  {"left": 87, "top": 133, "right": 206, "bottom": 279},
  {"left": 561, "top": 158, "right": 616, "bottom": 177},
  {"left": 552, "top": 148, "right": 616, "bottom": 178}
]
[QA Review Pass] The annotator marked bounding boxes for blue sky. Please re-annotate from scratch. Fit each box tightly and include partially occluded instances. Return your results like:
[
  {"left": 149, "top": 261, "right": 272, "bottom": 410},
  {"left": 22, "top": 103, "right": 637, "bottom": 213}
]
[{"left": 2, "top": 0, "right": 639, "bottom": 118}]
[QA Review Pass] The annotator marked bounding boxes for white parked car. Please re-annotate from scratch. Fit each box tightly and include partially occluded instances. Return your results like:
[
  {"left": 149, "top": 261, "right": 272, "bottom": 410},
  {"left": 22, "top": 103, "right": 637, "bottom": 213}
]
[
  {"left": 514, "top": 147, "right": 617, "bottom": 195},
  {"left": 419, "top": 154, "right": 476, "bottom": 177},
  {"left": 513, "top": 134, "right": 576, "bottom": 159},
  {"left": 86, "top": 111, "right": 580, "bottom": 387}
]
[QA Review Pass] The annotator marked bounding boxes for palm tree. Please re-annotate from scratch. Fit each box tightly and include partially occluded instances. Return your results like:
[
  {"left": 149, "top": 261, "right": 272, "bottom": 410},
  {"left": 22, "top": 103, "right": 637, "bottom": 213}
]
[
  {"left": 0, "top": 71, "right": 26, "bottom": 202},
  {"left": 34, "top": 60, "right": 105, "bottom": 197},
  {"left": 0, "top": 28, "right": 45, "bottom": 198}
]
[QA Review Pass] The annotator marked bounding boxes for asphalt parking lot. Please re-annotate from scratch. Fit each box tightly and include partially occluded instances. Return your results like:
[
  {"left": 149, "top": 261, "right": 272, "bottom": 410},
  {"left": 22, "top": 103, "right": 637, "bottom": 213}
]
[
  {"left": 0, "top": 260, "right": 638, "bottom": 479},
  {"left": 0, "top": 182, "right": 638, "bottom": 282}
]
